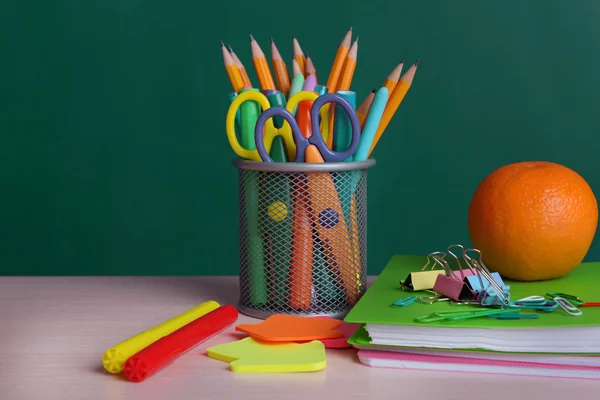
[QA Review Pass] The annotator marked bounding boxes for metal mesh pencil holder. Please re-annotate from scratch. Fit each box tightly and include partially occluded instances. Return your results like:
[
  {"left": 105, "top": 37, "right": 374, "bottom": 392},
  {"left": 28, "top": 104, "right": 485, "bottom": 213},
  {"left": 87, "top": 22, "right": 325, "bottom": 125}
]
[{"left": 233, "top": 159, "right": 376, "bottom": 319}]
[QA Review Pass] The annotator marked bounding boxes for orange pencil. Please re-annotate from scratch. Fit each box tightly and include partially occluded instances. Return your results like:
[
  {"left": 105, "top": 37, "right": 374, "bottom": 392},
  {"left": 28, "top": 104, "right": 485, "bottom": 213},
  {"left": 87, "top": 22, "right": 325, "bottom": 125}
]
[
  {"left": 325, "top": 27, "right": 353, "bottom": 93},
  {"left": 292, "top": 37, "right": 306, "bottom": 76},
  {"left": 368, "top": 59, "right": 419, "bottom": 157},
  {"left": 336, "top": 37, "right": 358, "bottom": 91},
  {"left": 305, "top": 55, "right": 318, "bottom": 82},
  {"left": 228, "top": 44, "right": 252, "bottom": 87},
  {"left": 356, "top": 89, "right": 376, "bottom": 129},
  {"left": 270, "top": 38, "right": 291, "bottom": 96},
  {"left": 221, "top": 42, "right": 244, "bottom": 92},
  {"left": 250, "top": 35, "right": 276, "bottom": 91},
  {"left": 382, "top": 61, "right": 403, "bottom": 94}
]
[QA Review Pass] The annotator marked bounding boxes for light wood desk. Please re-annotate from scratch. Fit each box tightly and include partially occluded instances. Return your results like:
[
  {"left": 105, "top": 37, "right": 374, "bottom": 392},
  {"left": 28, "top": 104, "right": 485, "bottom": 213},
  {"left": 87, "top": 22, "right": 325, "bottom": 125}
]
[{"left": 1, "top": 276, "right": 598, "bottom": 400}]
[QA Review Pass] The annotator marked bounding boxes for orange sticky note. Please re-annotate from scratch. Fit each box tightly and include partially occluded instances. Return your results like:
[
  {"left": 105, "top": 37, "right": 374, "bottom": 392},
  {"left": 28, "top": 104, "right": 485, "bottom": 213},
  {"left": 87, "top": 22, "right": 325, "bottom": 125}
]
[{"left": 236, "top": 314, "right": 344, "bottom": 342}]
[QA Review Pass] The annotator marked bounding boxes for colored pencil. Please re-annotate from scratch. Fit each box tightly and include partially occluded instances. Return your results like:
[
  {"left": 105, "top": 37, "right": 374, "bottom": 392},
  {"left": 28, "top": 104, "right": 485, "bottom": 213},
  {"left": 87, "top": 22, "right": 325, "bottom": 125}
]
[
  {"left": 270, "top": 38, "right": 291, "bottom": 97},
  {"left": 292, "top": 59, "right": 302, "bottom": 77},
  {"left": 250, "top": 35, "right": 276, "bottom": 91},
  {"left": 356, "top": 89, "right": 376, "bottom": 129},
  {"left": 228, "top": 44, "right": 252, "bottom": 87},
  {"left": 305, "top": 55, "right": 318, "bottom": 83},
  {"left": 325, "top": 27, "right": 353, "bottom": 93},
  {"left": 221, "top": 42, "right": 244, "bottom": 92},
  {"left": 383, "top": 61, "right": 403, "bottom": 94},
  {"left": 368, "top": 60, "right": 419, "bottom": 157},
  {"left": 336, "top": 37, "right": 358, "bottom": 91},
  {"left": 293, "top": 37, "right": 306, "bottom": 76}
]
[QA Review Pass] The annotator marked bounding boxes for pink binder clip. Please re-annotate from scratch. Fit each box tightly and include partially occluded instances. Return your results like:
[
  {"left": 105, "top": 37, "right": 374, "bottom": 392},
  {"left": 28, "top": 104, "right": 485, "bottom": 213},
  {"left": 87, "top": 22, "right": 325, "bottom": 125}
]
[{"left": 432, "top": 244, "right": 478, "bottom": 301}]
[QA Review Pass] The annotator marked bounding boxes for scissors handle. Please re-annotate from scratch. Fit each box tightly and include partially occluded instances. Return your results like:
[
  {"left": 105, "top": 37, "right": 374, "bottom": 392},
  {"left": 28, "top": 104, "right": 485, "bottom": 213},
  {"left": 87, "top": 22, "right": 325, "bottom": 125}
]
[
  {"left": 226, "top": 90, "right": 273, "bottom": 161},
  {"left": 303, "top": 93, "right": 360, "bottom": 162},
  {"left": 254, "top": 107, "right": 303, "bottom": 162}
]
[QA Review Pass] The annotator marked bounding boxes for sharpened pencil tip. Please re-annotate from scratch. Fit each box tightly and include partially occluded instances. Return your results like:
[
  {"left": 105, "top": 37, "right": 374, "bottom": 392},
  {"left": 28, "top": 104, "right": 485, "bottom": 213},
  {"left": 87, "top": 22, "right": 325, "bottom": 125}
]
[
  {"left": 221, "top": 41, "right": 225, "bottom": 47},
  {"left": 228, "top": 44, "right": 233, "bottom": 52},
  {"left": 371, "top": 89, "right": 376, "bottom": 93},
  {"left": 414, "top": 59, "right": 420, "bottom": 66},
  {"left": 400, "top": 59, "right": 404, "bottom": 64},
  {"left": 270, "top": 37, "right": 274, "bottom": 43},
  {"left": 250, "top": 34, "right": 254, "bottom": 41},
  {"left": 349, "top": 26, "right": 353, "bottom": 31}
]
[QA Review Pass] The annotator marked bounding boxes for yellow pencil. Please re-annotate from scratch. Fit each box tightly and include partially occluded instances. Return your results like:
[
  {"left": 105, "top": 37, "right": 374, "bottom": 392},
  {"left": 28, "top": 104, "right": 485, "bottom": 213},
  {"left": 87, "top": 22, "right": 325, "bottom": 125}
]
[
  {"left": 250, "top": 34, "right": 276, "bottom": 91},
  {"left": 228, "top": 44, "right": 252, "bottom": 87},
  {"left": 383, "top": 61, "right": 404, "bottom": 94},
  {"left": 368, "top": 59, "right": 419, "bottom": 157},
  {"left": 336, "top": 37, "right": 358, "bottom": 91},
  {"left": 270, "top": 38, "right": 291, "bottom": 96},
  {"left": 305, "top": 55, "right": 318, "bottom": 82},
  {"left": 221, "top": 42, "right": 244, "bottom": 92},
  {"left": 356, "top": 89, "right": 376, "bottom": 129},
  {"left": 325, "top": 27, "right": 352, "bottom": 93},
  {"left": 293, "top": 37, "right": 306, "bottom": 76}
]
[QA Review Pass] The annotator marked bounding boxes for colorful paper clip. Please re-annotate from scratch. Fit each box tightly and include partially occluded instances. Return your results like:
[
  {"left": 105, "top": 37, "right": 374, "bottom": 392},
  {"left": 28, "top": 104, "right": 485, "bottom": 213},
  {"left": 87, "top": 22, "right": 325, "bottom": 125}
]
[
  {"left": 391, "top": 296, "right": 418, "bottom": 307},
  {"left": 508, "top": 296, "right": 558, "bottom": 312},
  {"left": 416, "top": 308, "right": 517, "bottom": 323},
  {"left": 553, "top": 296, "right": 583, "bottom": 316},
  {"left": 545, "top": 292, "right": 600, "bottom": 308},
  {"left": 399, "top": 252, "right": 446, "bottom": 291},
  {"left": 487, "top": 312, "right": 539, "bottom": 320}
]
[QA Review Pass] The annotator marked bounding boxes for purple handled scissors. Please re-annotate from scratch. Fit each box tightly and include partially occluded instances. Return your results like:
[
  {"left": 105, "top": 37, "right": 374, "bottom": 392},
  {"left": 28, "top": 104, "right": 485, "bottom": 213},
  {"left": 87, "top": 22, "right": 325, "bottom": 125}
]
[{"left": 254, "top": 93, "right": 361, "bottom": 162}]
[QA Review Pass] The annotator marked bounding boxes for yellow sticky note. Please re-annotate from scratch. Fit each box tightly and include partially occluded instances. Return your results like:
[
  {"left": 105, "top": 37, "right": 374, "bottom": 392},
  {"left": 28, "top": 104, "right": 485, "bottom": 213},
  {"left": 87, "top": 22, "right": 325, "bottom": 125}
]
[
  {"left": 206, "top": 337, "right": 326, "bottom": 373},
  {"left": 102, "top": 300, "right": 220, "bottom": 373}
]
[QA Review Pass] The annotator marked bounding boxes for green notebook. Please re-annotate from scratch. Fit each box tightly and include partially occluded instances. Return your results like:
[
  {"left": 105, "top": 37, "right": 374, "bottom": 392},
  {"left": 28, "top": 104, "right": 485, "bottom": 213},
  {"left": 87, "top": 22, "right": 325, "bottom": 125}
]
[{"left": 344, "top": 255, "right": 600, "bottom": 354}]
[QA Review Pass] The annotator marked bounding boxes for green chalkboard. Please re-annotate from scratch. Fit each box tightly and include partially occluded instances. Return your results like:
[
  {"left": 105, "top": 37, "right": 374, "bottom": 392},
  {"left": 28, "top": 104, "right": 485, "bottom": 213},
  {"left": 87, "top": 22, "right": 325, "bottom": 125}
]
[{"left": 1, "top": 0, "right": 600, "bottom": 275}]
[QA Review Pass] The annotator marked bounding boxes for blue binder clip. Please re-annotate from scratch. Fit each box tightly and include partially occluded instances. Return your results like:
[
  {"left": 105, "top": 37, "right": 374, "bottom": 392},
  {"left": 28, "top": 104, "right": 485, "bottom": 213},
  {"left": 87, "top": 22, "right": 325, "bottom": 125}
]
[{"left": 463, "top": 248, "right": 511, "bottom": 308}]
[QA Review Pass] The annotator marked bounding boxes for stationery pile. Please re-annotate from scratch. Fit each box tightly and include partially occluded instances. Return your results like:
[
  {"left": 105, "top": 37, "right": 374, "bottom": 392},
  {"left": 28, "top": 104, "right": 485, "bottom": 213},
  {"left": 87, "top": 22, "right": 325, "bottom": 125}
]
[{"left": 344, "top": 251, "right": 600, "bottom": 379}]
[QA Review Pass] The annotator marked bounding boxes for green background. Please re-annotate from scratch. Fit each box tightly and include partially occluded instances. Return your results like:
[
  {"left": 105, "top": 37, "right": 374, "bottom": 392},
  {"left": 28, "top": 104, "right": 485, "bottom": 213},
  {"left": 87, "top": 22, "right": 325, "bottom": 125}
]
[{"left": 2, "top": 0, "right": 599, "bottom": 275}]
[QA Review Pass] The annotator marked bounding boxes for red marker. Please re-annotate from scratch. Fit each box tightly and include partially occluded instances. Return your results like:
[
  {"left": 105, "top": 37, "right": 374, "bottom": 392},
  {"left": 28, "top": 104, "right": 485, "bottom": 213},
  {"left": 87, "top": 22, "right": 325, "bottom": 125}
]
[{"left": 124, "top": 304, "right": 238, "bottom": 382}]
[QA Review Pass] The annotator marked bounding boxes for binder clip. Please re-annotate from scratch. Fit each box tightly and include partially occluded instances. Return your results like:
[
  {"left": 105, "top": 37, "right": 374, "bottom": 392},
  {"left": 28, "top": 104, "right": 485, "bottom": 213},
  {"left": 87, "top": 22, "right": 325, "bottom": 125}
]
[
  {"left": 399, "top": 252, "right": 446, "bottom": 291},
  {"left": 432, "top": 245, "right": 478, "bottom": 301},
  {"left": 463, "top": 248, "right": 511, "bottom": 308}
]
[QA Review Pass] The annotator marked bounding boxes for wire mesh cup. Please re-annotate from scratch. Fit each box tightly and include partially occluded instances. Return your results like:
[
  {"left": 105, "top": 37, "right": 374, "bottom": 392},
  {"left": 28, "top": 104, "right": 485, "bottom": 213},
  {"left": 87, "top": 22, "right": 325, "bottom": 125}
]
[{"left": 233, "top": 159, "right": 376, "bottom": 319}]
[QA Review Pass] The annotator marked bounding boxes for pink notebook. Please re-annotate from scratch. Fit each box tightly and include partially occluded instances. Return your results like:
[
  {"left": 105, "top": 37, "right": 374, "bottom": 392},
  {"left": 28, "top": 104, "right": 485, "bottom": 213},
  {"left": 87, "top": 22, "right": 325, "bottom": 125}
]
[{"left": 357, "top": 350, "right": 600, "bottom": 380}]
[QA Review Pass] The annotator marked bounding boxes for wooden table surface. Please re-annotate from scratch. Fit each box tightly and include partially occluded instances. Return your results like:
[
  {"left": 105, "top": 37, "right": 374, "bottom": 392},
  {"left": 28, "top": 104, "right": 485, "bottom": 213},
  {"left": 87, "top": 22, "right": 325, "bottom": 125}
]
[{"left": 1, "top": 276, "right": 599, "bottom": 400}]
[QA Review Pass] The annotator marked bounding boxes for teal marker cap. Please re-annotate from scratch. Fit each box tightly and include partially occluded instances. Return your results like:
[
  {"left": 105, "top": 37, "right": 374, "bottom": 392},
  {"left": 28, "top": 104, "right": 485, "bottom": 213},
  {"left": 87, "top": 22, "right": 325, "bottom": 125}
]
[{"left": 314, "top": 85, "right": 328, "bottom": 96}]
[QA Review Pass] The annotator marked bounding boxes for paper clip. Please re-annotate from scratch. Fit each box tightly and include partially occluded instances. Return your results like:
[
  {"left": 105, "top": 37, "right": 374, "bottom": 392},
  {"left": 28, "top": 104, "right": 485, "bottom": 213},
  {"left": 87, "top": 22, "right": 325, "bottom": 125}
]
[
  {"left": 391, "top": 296, "right": 418, "bottom": 307},
  {"left": 508, "top": 295, "right": 557, "bottom": 312},
  {"left": 416, "top": 294, "right": 450, "bottom": 304},
  {"left": 416, "top": 308, "right": 516, "bottom": 323},
  {"left": 545, "top": 292, "right": 584, "bottom": 306},
  {"left": 463, "top": 248, "right": 510, "bottom": 308},
  {"left": 553, "top": 296, "right": 583, "bottom": 316},
  {"left": 432, "top": 245, "right": 478, "bottom": 301},
  {"left": 545, "top": 292, "right": 600, "bottom": 307},
  {"left": 487, "top": 312, "right": 539, "bottom": 320},
  {"left": 399, "top": 252, "right": 446, "bottom": 291}
]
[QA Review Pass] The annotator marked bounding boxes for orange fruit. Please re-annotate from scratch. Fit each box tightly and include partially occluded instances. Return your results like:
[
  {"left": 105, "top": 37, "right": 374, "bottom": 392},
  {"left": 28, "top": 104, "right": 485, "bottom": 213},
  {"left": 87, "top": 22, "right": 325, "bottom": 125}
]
[{"left": 468, "top": 161, "right": 598, "bottom": 281}]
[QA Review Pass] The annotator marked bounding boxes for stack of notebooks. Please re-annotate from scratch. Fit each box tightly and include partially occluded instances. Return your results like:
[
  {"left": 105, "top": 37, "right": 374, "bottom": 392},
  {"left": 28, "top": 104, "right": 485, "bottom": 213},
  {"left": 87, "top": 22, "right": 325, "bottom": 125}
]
[{"left": 344, "top": 255, "right": 600, "bottom": 379}]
